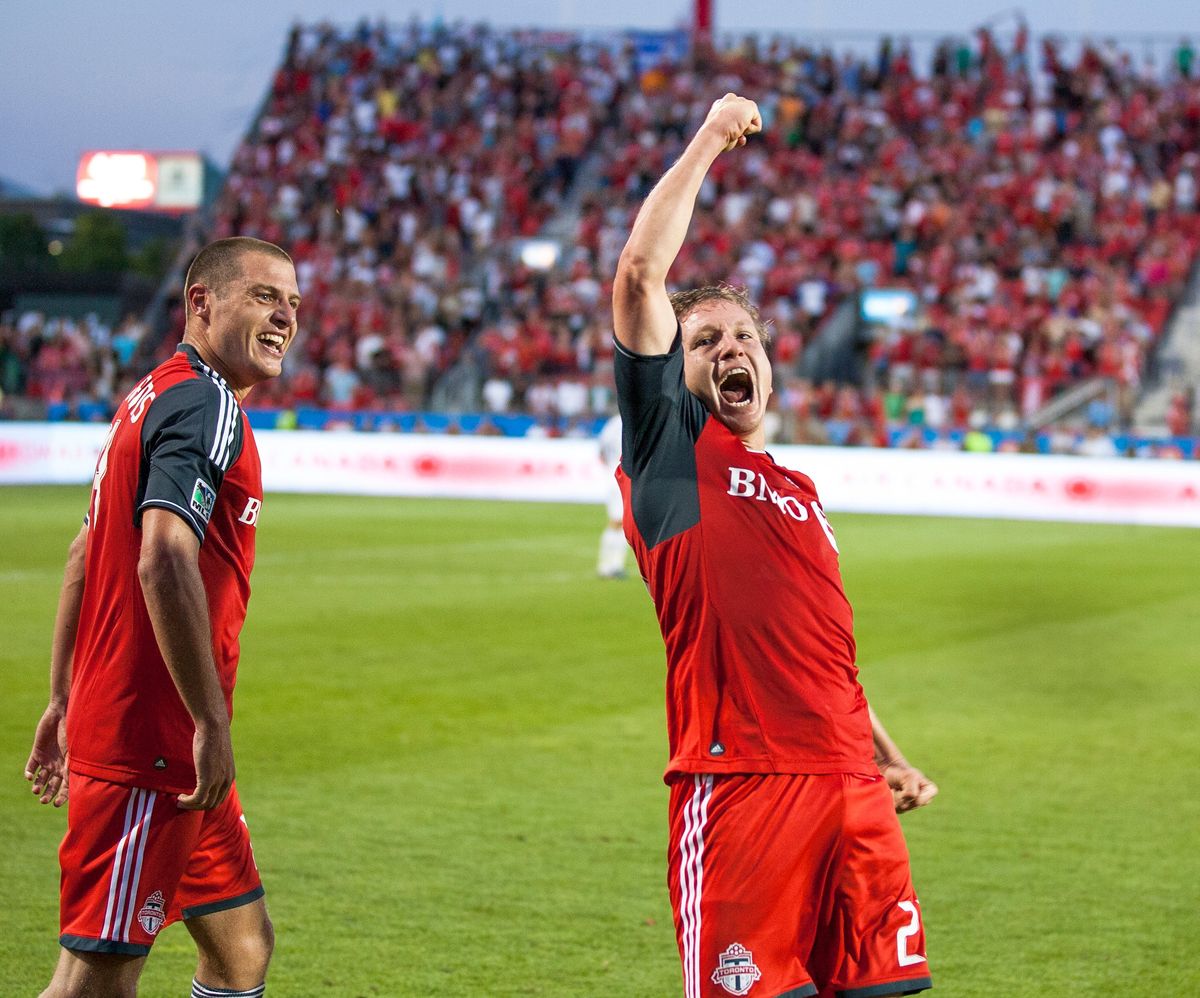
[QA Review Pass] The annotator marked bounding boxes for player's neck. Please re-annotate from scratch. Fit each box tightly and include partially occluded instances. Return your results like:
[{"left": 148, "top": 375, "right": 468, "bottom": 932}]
[
  {"left": 181, "top": 333, "right": 251, "bottom": 401},
  {"left": 738, "top": 428, "right": 767, "bottom": 451}
]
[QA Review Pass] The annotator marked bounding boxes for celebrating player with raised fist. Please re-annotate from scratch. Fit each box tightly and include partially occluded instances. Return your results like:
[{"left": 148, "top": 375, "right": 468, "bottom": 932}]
[{"left": 611, "top": 95, "right": 937, "bottom": 998}]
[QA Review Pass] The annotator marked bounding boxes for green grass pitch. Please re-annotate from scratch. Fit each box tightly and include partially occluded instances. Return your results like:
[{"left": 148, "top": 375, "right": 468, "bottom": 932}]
[{"left": 2, "top": 485, "right": 1198, "bottom": 995}]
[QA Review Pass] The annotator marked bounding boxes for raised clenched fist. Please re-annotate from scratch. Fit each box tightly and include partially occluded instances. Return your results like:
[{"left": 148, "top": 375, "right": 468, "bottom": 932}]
[{"left": 703, "top": 93, "right": 762, "bottom": 152}]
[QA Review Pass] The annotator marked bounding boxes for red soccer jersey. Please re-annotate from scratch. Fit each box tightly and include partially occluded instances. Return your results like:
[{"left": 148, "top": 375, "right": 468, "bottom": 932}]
[
  {"left": 67, "top": 345, "right": 263, "bottom": 794},
  {"left": 615, "top": 333, "right": 875, "bottom": 780}
]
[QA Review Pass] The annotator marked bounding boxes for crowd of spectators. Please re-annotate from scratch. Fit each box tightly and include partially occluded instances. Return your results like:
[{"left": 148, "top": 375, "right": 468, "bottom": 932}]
[
  {"left": 0, "top": 311, "right": 148, "bottom": 420},
  {"left": 191, "top": 19, "right": 625, "bottom": 420},
  {"left": 4, "top": 20, "right": 1199, "bottom": 454},
  {"left": 583, "top": 26, "right": 1200, "bottom": 446}
]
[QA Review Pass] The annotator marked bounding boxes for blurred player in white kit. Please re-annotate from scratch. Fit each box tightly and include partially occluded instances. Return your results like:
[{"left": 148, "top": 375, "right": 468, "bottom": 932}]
[{"left": 596, "top": 412, "right": 630, "bottom": 579}]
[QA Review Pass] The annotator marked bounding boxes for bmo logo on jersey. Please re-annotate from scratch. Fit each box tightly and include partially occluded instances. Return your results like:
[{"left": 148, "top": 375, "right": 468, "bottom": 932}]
[
  {"left": 727, "top": 467, "right": 839, "bottom": 552},
  {"left": 238, "top": 497, "right": 262, "bottom": 526}
]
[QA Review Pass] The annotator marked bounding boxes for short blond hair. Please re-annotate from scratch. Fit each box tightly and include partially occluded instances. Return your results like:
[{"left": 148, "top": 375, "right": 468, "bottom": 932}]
[{"left": 668, "top": 285, "right": 771, "bottom": 345}]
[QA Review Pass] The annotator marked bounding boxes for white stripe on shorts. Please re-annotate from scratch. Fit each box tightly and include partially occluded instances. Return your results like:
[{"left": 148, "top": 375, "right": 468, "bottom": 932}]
[
  {"left": 99, "top": 788, "right": 158, "bottom": 942},
  {"left": 111, "top": 789, "right": 151, "bottom": 941},
  {"left": 121, "top": 790, "right": 157, "bottom": 941},
  {"left": 101, "top": 788, "right": 140, "bottom": 939},
  {"left": 679, "top": 774, "right": 714, "bottom": 998}
]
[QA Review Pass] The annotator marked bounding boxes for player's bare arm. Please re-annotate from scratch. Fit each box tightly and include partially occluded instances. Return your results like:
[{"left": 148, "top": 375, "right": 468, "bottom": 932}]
[
  {"left": 25, "top": 523, "right": 87, "bottom": 808},
  {"left": 869, "top": 705, "right": 938, "bottom": 813},
  {"left": 138, "top": 508, "right": 235, "bottom": 811},
  {"left": 613, "top": 93, "right": 761, "bottom": 356}
]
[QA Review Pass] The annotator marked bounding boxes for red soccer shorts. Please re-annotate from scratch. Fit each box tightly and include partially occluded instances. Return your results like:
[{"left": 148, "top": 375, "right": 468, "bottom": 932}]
[
  {"left": 668, "top": 772, "right": 931, "bottom": 998},
  {"left": 58, "top": 773, "right": 264, "bottom": 956}
]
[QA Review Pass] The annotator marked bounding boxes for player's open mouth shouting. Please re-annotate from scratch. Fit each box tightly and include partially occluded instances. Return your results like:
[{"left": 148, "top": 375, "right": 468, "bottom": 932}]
[{"left": 718, "top": 366, "right": 754, "bottom": 407}]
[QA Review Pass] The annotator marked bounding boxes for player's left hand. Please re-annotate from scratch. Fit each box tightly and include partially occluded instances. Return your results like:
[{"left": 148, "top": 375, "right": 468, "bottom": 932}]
[
  {"left": 881, "top": 762, "right": 938, "bottom": 813},
  {"left": 178, "top": 719, "right": 235, "bottom": 811},
  {"left": 24, "top": 702, "right": 69, "bottom": 807},
  {"left": 702, "top": 93, "right": 762, "bottom": 153}
]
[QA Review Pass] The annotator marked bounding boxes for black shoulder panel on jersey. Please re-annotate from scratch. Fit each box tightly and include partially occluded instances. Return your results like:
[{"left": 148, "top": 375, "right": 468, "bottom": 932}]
[
  {"left": 136, "top": 376, "right": 245, "bottom": 542},
  {"left": 614, "top": 329, "right": 709, "bottom": 549}
]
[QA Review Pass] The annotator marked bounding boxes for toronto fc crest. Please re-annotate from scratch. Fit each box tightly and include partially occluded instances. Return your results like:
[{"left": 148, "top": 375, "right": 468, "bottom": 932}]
[
  {"left": 137, "top": 890, "right": 166, "bottom": 935},
  {"left": 711, "top": 942, "right": 762, "bottom": 995}
]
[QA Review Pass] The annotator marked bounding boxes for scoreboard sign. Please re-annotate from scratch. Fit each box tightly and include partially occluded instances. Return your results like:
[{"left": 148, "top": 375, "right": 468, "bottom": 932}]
[{"left": 76, "top": 150, "right": 204, "bottom": 212}]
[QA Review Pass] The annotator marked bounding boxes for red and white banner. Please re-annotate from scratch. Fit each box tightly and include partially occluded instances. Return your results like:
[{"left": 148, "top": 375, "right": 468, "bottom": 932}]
[
  {"left": 0, "top": 423, "right": 105, "bottom": 485},
  {"left": 257, "top": 430, "right": 611, "bottom": 503},
  {"left": 771, "top": 445, "right": 1200, "bottom": 527},
  {"left": 2, "top": 424, "right": 1196, "bottom": 528}
]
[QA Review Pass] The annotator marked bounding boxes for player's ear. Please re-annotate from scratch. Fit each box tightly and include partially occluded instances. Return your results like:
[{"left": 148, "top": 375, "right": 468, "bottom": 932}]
[{"left": 187, "top": 283, "right": 210, "bottom": 319}]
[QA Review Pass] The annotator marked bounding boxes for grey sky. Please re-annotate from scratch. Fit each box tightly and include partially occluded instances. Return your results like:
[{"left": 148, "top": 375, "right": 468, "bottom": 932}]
[{"left": 4, "top": 1, "right": 1200, "bottom": 197}]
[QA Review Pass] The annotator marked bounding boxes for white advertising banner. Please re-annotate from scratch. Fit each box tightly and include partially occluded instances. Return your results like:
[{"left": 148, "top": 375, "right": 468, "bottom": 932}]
[
  {"left": 2, "top": 423, "right": 1197, "bottom": 528},
  {"left": 257, "top": 430, "right": 612, "bottom": 503},
  {"left": 0, "top": 423, "right": 109, "bottom": 485},
  {"left": 770, "top": 445, "right": 1200, "bottom": 527}
]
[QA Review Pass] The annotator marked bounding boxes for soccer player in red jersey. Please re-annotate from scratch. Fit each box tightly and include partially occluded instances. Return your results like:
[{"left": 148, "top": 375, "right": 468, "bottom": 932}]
[
  {"left": 612, "top": 95, "right": 938, "bottom": 998},
  {"left": 24, "top": 237, "right": 300, "bottom": 998}
]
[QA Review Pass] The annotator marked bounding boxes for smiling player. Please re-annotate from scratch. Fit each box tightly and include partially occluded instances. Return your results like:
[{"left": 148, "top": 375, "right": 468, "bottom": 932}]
[
  {"left": 612, "top": 95, "right": 938, "bottom": 998},
  {"left": 25, "top": 237, "right": 299, "bottom": 998}
]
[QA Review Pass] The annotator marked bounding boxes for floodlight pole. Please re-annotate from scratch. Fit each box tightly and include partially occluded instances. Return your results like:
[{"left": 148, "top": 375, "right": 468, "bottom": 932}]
[{"left": 694, "top": 0, "right": 713, "bottom": 44}]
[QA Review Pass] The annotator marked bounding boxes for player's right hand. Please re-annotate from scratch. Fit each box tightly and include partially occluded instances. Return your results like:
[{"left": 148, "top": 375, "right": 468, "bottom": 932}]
[
  {"left": 178, "top": 720, "right": 235, "bottom": 810},
  {"left": 882, "top": 761, "right": 939, "bottom": 813},
  {"left": 24, "top": 702, "right": 69, "bottom": 807},
  {"left": 702, "top": 93, "right": 762, "bottom": 153}
]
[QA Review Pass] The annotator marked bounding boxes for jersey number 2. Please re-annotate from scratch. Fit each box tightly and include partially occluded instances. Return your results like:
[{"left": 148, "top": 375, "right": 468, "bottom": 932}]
[
  {"left": 90, "top": 419, "right": 121, "bottom": 530},
  {"left": 896, "top": 900, "right": 926, "bottom": 967}
]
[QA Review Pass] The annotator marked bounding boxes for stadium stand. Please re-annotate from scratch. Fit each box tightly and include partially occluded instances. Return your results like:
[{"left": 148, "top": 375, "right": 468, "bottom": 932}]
[
  {"left": 3, "top": 21, "right": 1198, "bottom": 456},
  {"left": 0, "top": 311, "right": 149, "bottom": 422}
]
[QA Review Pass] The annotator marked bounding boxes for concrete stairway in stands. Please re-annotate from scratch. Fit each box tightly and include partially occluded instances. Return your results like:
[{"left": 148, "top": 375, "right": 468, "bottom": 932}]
[{"left": 1135, "top": 264, "right": 1200, "bottom": 435}]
